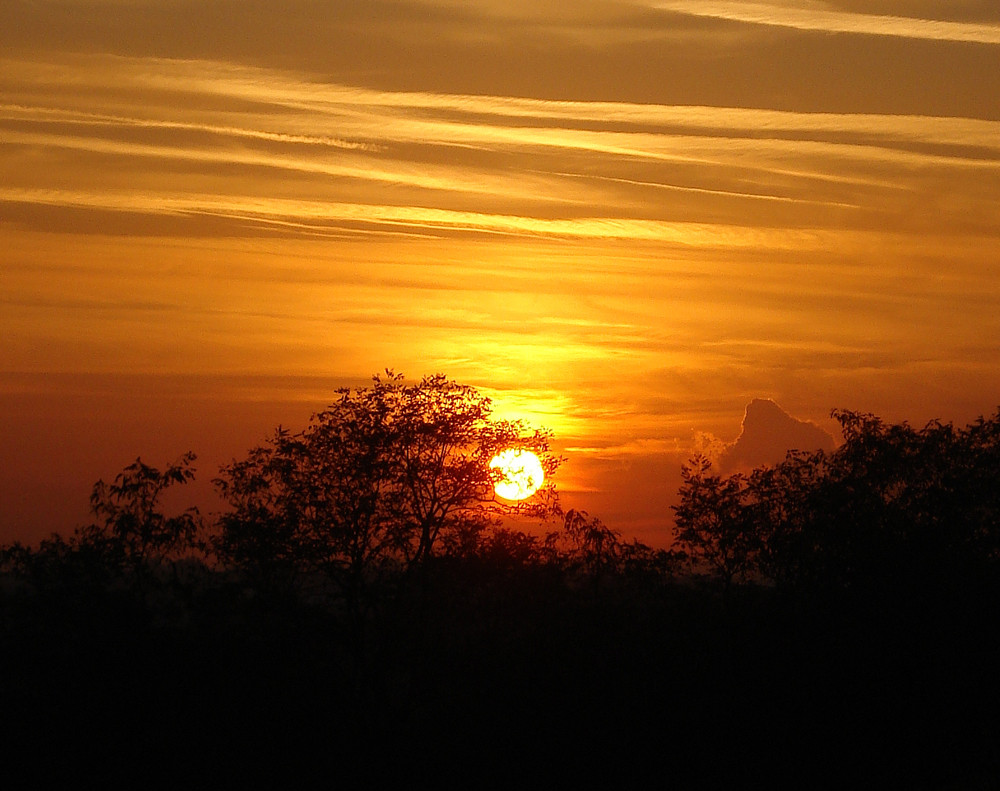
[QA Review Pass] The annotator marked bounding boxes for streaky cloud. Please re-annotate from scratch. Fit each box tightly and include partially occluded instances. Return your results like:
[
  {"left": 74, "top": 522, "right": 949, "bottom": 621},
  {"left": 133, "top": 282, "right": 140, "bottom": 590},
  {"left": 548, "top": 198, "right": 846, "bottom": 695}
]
[
  {"left": 651, "top": 1, "right": 1000, "bottom": 44},
  {"left": 9, "top": 55, "right": 1000, "bottom": 148},
  {"left": 0, "top": 103, "right": 376, "bottom": 151},
  {"left": 0, "top": 186, "right": 879, "bottom": 248}
]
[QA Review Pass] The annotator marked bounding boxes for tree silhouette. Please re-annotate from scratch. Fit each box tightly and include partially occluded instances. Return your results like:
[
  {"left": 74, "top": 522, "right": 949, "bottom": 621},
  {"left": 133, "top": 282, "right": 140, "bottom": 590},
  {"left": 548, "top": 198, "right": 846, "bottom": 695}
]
[
  {"left": 672, "top": 455, "right": 760, "bottom": 591},
  {"left": 673, "top": 408, "right": 1000, "bottom": 593},
  {"left": 88, "top": 452, "right": 201, "bottom": 572},
  {"left": 1, "top": 453, "right": 202, "bottom": 595},
  {"left": 558, "top": 509, "right": 623, "bottom": 592},
  {"left": 214, "top": 372, "right": 560, "bottom": 610}
]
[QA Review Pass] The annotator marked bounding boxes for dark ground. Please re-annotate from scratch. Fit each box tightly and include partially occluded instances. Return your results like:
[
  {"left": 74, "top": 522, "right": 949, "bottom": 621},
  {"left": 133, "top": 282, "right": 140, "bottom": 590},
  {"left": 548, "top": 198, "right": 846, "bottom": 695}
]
[{"left": 3, "top": 558, "right": 998, "bottom": 788}]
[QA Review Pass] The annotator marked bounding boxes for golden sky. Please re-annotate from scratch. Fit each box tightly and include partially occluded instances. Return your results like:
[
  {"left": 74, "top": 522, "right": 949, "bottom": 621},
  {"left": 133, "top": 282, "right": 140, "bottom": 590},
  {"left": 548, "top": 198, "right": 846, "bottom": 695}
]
[{"left": 2, "top": 0, "right": 999, "bottom": 545}]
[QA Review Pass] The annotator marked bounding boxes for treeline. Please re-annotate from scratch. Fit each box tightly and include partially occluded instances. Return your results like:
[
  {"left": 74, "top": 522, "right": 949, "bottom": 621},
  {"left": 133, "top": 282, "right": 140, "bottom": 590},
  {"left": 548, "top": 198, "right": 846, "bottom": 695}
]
[
  {"left": 2, "top": 380, "right": 1000, "bottom": 785},
  {"left": 675, "top": 407, "right": 1000, "bottom": 595},
  {"left": 1, "top": 373, "right": 660, "bottom": 613}
]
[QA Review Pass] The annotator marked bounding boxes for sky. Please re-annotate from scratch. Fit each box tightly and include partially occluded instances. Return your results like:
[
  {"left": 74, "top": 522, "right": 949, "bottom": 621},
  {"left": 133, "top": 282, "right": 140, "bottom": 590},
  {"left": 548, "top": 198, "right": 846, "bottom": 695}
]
[{"left": 2, "top": 0, "right": 999, "bottom": 547}]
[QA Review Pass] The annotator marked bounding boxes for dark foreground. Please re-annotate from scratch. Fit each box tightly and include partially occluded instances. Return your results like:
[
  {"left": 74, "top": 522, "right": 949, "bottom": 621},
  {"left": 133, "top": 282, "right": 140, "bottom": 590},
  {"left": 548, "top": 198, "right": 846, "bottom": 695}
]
[{"left": 3, "top": 558, "right": 998, "bottom": 788}]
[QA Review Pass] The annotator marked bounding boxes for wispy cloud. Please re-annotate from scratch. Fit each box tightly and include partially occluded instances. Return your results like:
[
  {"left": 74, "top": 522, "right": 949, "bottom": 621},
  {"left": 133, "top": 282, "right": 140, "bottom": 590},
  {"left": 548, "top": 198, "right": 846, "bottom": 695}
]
[
  {"left": 4, "top": 54, "right": 999, "bottom": 248},
  {"left": 651, "top": 1, "right": 1000, "bottom": 44},
  {"left": 11, "top": 55, "right": 999, "bottom": 149},
  {"left": 0, "top": 103, "right": 376, "bottom": 151},
  {"left": 0, "top": 185, "right": 842, "bottom": 247}
]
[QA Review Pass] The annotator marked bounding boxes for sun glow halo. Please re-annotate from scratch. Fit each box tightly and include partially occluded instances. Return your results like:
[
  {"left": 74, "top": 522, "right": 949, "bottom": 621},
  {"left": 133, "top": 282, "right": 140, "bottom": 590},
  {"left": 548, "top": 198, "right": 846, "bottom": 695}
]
[{"left": 490, "top": 449, "right": 544, "bottom": 501}]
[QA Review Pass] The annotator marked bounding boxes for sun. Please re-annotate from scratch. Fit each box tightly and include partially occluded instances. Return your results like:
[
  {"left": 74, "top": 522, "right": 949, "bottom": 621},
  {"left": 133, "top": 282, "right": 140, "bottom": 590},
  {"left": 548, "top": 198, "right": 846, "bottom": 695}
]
[{"left": 490, "top": 449, "right": 545, "bottom": 501}]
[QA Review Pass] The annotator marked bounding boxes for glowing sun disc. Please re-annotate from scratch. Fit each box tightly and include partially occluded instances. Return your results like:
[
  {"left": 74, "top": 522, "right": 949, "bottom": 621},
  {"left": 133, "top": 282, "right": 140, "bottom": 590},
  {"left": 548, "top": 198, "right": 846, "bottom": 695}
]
[{"left": 490, "top": 449, "right": 544, "bottom": 501}]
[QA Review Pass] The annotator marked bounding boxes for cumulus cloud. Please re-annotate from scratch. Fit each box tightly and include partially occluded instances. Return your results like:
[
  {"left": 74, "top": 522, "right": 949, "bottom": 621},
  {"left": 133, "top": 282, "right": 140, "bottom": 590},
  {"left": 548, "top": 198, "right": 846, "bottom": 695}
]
[{"left": 716, "top": 398, "right": 835, "bottom": 473}]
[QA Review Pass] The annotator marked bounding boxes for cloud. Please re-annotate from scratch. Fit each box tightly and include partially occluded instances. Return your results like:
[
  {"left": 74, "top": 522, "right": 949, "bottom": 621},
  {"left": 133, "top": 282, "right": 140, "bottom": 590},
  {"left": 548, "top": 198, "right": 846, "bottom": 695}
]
[
  {"left": 716, "top": 398, "right": 835, "bottom": 473},
  {"left": 4, "top": 53, "right": 1000, "bottom": 251},
  {"left": 564, "top": 438, "right": 683, "bottom": 458},
  {"left": 652, "top": 1, "right": 1000, "bottom": 44}
]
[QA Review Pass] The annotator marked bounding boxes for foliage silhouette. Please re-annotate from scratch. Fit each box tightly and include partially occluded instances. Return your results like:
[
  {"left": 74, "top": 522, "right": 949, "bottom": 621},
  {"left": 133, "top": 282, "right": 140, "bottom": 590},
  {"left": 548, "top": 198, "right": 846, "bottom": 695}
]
[
  {"left": 213, "top": 372, "right": 560, "bottom": 613},
  {"left": 673, "top": 407, "right": 1000, "bottom": 595},
  {"left": 2, "top": 452, "right": 201, "bottom": 598},
  {"left": 89, "top": 452, "right": 201, "bottom": 577},
  {"left": 673, "top": 455, "right": 760, "bottom": 591}
]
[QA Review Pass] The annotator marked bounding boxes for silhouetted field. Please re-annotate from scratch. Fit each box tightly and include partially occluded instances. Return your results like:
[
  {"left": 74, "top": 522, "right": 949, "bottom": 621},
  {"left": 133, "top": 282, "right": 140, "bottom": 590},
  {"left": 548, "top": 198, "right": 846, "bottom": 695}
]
[{"left": 3, "top": 552, "right": 998, "bottom": 786}]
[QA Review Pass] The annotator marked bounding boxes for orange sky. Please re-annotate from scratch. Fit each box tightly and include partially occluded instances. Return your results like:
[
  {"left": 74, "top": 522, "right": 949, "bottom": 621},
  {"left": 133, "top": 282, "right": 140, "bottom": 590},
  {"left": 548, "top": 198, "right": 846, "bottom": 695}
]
[{"left": 2, "top": 1, "right": 999, "bottom": 546}]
